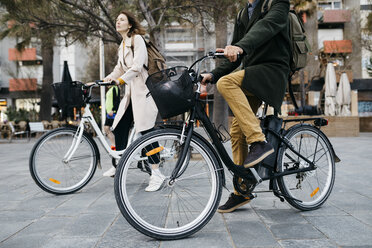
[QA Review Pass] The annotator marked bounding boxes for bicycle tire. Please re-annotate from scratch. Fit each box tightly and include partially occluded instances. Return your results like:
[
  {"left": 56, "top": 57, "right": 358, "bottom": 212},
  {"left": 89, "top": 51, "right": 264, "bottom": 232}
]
[
  {"left": 277, "top": 124, "right": 335, "bottom": 211},
  {"left": 114, "top": 129, "right": 222, "bottom": 240},
  {"left": 29, "top": 127, "right": 99, "bottom": 195}
]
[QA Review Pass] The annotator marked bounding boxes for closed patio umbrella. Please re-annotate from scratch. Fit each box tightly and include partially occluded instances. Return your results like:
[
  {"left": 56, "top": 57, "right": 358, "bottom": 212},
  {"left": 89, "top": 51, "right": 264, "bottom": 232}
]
[
  {"left": 62, "top": 61, "right": 73, "bottom": 82},
  {"left": 324, "top": 63, "right": 337, "bottom": 116},
  {"left": 336, "top": 72, "right": 351, "bottom": 116}
]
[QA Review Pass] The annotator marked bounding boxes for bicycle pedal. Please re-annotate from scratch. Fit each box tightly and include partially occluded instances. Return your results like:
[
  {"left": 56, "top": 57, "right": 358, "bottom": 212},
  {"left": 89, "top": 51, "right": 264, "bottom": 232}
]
[{"left": 243, "top": 192, "right": 256, "bottom": 200}]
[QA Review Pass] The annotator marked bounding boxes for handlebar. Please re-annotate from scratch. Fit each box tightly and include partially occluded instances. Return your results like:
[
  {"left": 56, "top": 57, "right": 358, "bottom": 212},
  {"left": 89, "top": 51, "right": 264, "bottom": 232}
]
[
  {"left": 81, "top": 80, "right": 116, "bottom": 103},
  {"left": 93, "top": 80, "right": 116, "bottom": 86},
  {"left": 189, "top": 51, "right": 242, "bottom": 86}
]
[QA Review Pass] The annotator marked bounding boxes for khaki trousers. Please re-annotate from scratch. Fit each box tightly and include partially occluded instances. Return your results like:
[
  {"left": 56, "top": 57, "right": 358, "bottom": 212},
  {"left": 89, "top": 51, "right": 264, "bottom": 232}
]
[{"left": 216, "top": 70, "right": 265, "bottom": 196}]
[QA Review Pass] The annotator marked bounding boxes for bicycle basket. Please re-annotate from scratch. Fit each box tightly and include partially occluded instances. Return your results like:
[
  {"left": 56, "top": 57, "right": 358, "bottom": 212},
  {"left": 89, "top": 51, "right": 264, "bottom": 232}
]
[
  {"left": 146, "top": 66, "right": 194, "bottom": 119},
  {"left": 52, "top": 81, "right": 84, "bottom": 109}
]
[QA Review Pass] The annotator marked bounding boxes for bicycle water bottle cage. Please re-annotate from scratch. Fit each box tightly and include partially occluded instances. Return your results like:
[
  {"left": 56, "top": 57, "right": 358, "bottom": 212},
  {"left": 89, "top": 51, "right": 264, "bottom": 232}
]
[{"left": 213, "top": 123, "right": 231, "bottom": 143}]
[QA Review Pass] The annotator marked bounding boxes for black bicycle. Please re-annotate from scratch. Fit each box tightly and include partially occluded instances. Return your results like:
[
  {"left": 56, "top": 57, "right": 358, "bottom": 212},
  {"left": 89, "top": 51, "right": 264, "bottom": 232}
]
[{"left": 114, "top": 52, "right": 338, "bottom": 240}]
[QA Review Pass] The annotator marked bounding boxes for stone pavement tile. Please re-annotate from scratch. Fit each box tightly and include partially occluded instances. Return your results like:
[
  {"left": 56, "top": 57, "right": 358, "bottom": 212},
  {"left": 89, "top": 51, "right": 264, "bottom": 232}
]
[
  {"left": 300, "top": 203, "right": 348, "bottom": 217},
  {"left": 15, "top": 193, "right": 72, "bottom": 212},
  {"left": 83, "top": 190, "right": 120, "bottom": 215},
  {"left": 0, "top": 220, "right": 33, "bottom": 242},
  {"left": 0, "top": 201, "right": 20, "bottom": 211},
  {"left": 60, "top": 213, "right": 117, "bottom": 237},
  {"left": 220, "top": 208, "right": 260, "bottom": 222},
  {"left": 279, "top": 239, "right": 338, "bottom": 248},
  {"left": 80, "top": 176, "right": 113, "bottom": 194},
  {"left": 14, "top": 216, "right": 74, "bottom": 237},
  {"left": 46, "top": 192, "right": 104, "bottom": 217},
  {"left": 254, "top": 209, "right": 307, "bottom": 224},
  {"left": 341, "top": 246, "right": 372, "bottom": 248},
  {"left": 96, "top": 216, "right": 159, "bottom": 248},
  {"left": 225, "top": 220, "right": 280, "bottom": 248},
  {"left": 269, "top": 223, "right": 325, "bottom": 239},
  {"left": 305, "top": 215, "right": 372, "bottom": 246},
  {"left": 42, "top": 237, "right": 100, "bottom": 248},
  {"left": 0, "top": 234, "right": 51, "bottom": 248},
  {"left": 328, "top": 191, "right": 372, "bottom": 213},
  {"left": 249, "top": 194, "right": 291, "bottom": 211},
  {"left": 0, "top": 209, "right": 45, "bottom": 223},
  {"left": 200, "top": 213, "right": 227, "bottom": 233},
  {"left": 0, "top": 189, "right": 33, "bottom": 202},
  {"left": 160, "top": 231, "right": 233, "bottom": 248},
  {"left": 351, "top": 212, "right": 372, "bottom": 227}
]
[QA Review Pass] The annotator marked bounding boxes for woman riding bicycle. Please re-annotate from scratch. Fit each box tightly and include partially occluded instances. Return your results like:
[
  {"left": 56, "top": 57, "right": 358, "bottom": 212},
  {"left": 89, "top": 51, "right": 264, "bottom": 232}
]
[{"left": 102, "top": 10, "right": 164, "bottom": 192}]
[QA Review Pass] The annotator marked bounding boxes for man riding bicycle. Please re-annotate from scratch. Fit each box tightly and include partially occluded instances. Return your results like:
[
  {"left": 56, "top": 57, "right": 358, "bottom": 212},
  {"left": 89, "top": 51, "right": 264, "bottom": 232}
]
[{"left": 201, "top": 0, "right": 291, "bottom": 213}]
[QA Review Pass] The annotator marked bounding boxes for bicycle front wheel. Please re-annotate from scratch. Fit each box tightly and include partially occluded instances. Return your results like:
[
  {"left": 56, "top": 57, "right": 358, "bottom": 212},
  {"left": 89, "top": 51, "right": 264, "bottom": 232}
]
[
  {"left": 29, "top": 127, "right": 99, "bottom": 195},
  {"left": 277, "top": 125, "right": 335, "bottom": 211},
  {"left": 114, "top": 129, "right": 222, "bottom": 240}
]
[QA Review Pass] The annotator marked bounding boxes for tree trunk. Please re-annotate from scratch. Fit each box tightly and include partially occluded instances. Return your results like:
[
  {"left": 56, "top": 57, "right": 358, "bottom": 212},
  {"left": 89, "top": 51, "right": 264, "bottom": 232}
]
[
  {"left": 39, "top": 36, "right": 54, "bottom": 121},
  {"left": 150, "top": 28, "right": 164, "bottom": 54},
  {"left": 212, "top": 15, "right": 229, "bottom": 129},
  {"left": 138, "top": 0, "right": 164, "bottom": 53},
  {"left": 344, "top": 0, "right": 362, "bottom": 79},
  {"left": 303, "top": 11, "right": 319, "bottom": 81}
]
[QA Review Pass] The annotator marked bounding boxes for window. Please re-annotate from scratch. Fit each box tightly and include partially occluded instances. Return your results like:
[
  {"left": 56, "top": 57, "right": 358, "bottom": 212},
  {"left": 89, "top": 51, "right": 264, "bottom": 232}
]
[{"left": 318, "top": 0, "right": 342, "bottom": 10}]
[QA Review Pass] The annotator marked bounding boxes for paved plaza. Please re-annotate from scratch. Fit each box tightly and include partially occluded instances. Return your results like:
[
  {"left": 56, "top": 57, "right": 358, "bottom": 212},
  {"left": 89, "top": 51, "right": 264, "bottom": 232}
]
[{"left": 0, "top": 133, "right": 372, "bottom": 248}]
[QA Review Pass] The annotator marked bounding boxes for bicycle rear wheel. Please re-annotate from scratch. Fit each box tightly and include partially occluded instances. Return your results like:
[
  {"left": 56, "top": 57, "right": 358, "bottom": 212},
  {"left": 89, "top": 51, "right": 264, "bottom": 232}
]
[
  {"left": 277, "top": 125, "right": 335, "bottom": 210},
  {"left": 114, "top": 129, "right": 222, "bottom": 240},
  {"left": 29, "top": 127, "right": 99, "bottom": 195}
]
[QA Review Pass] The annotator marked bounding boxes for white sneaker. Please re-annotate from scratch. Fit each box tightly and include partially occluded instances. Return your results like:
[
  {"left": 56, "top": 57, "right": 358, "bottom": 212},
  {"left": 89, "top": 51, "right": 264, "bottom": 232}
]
[
  {"left": 103, "top": 167, "right": 116, "bottom": 177},
  {"left": 145, "top": 172, "right": 165, "bottom": 192}
]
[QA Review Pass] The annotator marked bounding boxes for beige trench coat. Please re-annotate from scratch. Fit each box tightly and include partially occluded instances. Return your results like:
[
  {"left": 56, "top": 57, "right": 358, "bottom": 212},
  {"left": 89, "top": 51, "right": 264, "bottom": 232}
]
[{"left": 106, "top": 34, "right": 158, "bottom": 133}]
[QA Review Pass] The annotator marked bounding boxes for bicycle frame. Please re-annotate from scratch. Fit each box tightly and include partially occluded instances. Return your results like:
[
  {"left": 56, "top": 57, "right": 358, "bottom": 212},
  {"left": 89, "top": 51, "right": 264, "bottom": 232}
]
[
  {"left": 168, "top": 54, "right": 320, "bottom": 186},
  {"left": 62, "top": 103, "right": 129, "bottom": 163}
]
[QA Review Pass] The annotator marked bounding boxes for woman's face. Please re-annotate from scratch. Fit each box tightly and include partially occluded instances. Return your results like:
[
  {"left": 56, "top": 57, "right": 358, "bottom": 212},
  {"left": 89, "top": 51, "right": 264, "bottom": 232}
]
[{"left": 116, "top": 14, "right": 131, "bottom": 34}]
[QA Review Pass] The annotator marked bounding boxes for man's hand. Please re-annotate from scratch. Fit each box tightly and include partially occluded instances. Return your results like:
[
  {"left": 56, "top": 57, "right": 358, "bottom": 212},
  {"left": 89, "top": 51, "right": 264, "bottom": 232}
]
[
  {"left": 216, "top": 45, "right": 243, "bottom": 62},
  {"left": 200, "top": 73, "right": 213, "bottom": 85}
]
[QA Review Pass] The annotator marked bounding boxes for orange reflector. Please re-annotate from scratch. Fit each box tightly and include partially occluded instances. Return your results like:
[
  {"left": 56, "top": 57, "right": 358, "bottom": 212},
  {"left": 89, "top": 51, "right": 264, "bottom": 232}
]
[
  {"left": 146, "top": 146, "right": 164, "bottom": 156},
  {"left": 49, "top": 178, "right": 61, "bottom": 184},
  {"left": 310, "top": 187, "right": 319, "bottom": 197}
]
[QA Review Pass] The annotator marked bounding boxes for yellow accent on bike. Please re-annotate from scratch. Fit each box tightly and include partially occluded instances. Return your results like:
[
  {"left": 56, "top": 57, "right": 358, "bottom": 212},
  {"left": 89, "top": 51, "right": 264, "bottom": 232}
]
[
  {"left": 49, "top": 178, "right": 61, "bottom": 184},
  {"left": 146, "top": 146, "right": 164, "bottom": 156},
  {"left": 310, "top": 187, "right": 319, "bottom": 197}
]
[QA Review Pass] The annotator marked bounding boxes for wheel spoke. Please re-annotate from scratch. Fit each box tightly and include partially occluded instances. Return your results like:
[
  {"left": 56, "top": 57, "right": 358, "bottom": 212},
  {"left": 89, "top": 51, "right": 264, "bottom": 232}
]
[
  {"left": 115, "top": 130, "right": 221, "bottom": 239},
  {"left": 30, "top": 128, "right": 97, "bottom": 194},
  {"left": 278, "top": 126, "right": 335, "bottom": 210}
]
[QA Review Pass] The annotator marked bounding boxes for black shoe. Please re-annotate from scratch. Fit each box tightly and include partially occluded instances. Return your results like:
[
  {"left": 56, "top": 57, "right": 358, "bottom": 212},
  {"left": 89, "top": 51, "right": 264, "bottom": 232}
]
[
  {"left": 217, "top": 193, "right": 251, "bottom": 213},
  {"left": 244, "top": 141, "right": 274, "bottom": 168}
]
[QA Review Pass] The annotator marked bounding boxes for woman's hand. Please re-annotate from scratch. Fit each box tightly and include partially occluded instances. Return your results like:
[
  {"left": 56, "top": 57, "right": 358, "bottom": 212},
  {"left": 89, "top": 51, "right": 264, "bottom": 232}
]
[
  {"left": 104, "top": 77, "right": 120, "bottom": 85},
  {"left": 103, "top": 77, "right": 113, "bottom": 82}
]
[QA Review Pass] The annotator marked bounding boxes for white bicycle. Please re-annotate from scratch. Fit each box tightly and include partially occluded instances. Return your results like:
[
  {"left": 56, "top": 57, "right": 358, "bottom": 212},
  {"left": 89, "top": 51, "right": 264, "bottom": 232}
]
[{"left": 29, "top": 80, "right": 188, "bottom": 195}]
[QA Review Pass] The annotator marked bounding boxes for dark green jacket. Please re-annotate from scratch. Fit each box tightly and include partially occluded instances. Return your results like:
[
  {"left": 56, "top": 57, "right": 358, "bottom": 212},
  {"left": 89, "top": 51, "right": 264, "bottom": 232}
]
[{"left": 211, "top": 0, "right": 291, "bottom": 112}]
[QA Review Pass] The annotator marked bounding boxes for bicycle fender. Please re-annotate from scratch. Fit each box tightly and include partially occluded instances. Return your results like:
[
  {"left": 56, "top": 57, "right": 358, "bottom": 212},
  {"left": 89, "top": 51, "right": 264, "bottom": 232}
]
[
  {"left": 283, "top": 123, "right": 340, "bottom": 163},
  {"left": 158, "top": 125, "right": 226, "bottom": 187}
]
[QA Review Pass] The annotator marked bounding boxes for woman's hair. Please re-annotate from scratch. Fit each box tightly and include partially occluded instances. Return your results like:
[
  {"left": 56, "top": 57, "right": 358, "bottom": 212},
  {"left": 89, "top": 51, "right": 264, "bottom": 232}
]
[{"left": 119, "top": 10, "right": 146, "bottom": 37}]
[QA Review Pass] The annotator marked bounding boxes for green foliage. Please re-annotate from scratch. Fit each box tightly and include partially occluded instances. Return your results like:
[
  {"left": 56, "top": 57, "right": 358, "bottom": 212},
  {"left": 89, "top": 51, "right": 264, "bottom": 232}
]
[
  {"left": 367, "top": 58, "right": 372, "bottom": 77},
  {"left": 290, "top": 0, "right": 317, "bottom": 15},
  {"left": 367, "top": 12, "right": 372, "bottom": 34},
  {"left": 5, "top": 107, "right": 39, "bottom": 123}
]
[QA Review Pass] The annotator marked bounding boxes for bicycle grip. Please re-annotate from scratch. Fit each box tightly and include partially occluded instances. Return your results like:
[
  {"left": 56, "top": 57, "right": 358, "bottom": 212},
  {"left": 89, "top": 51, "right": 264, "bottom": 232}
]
[{"left": 214, "top": 52, "right": 241, "bottom": 60}]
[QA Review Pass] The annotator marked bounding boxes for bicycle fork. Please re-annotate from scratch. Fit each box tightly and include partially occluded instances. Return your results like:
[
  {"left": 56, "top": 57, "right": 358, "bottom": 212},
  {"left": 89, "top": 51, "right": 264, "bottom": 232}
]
[{"left": 62, "top": 122, "right": 85, "bottom": 163}]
